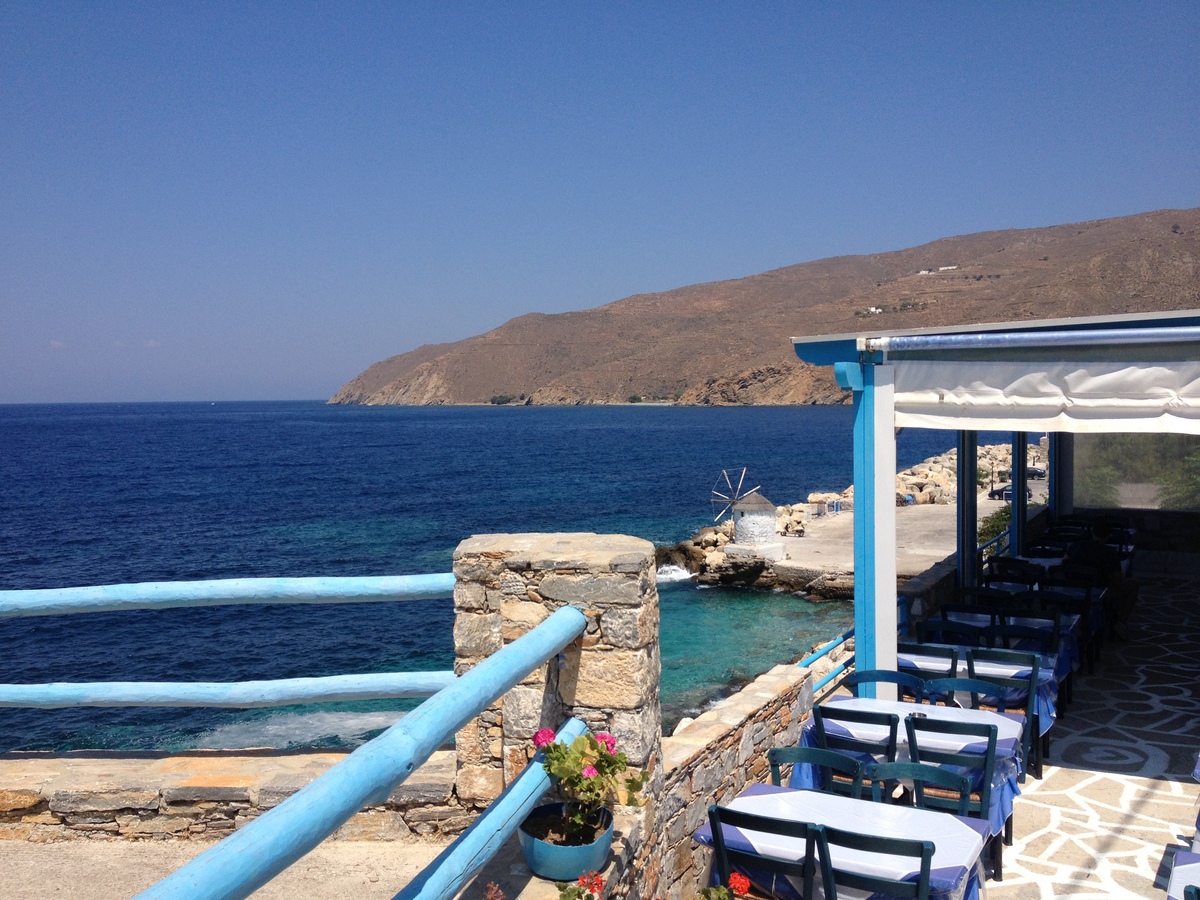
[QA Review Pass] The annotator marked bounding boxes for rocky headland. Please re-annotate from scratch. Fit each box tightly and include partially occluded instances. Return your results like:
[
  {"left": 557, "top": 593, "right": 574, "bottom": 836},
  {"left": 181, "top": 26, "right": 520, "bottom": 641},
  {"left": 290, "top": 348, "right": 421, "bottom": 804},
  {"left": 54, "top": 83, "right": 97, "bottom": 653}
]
[
  {"left": 655, "top": 441, "right": 1043, "bottom": 598},
  {"left": 332, "top": 208, "right": 1199, "bottom": 407}
]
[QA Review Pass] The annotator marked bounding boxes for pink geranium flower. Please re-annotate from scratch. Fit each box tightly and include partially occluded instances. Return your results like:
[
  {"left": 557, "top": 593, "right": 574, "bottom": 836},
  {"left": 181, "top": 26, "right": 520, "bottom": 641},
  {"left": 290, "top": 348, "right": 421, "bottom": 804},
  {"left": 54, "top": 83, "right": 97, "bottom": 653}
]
[
  {"left": 532, "top": 728, "right": 557, "bottom": 748},
  {"left": 595, "top": 732, "right": 617, "bottom": 754},
  {"left": 581, "top": 765, "right": 599, "bottom": 778}
]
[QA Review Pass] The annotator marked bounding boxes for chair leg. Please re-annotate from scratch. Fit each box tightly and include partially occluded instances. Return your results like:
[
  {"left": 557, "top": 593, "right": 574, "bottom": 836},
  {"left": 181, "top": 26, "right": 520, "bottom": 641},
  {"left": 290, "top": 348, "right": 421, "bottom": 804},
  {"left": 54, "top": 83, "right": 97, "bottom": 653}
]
[
  {"left": 991, "top": 833, "right": 1004, "bottom": 881},
  {"left": 1004, "top": 813, "right": 1013, "bottom": 846}
]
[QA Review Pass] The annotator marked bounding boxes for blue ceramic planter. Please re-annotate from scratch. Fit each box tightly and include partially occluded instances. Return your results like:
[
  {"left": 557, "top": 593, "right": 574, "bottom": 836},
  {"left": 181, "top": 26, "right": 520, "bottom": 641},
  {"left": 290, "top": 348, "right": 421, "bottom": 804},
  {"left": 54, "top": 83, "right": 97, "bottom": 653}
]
[{"left": 518, "top": 803, "right": 614, "bottom": 881}]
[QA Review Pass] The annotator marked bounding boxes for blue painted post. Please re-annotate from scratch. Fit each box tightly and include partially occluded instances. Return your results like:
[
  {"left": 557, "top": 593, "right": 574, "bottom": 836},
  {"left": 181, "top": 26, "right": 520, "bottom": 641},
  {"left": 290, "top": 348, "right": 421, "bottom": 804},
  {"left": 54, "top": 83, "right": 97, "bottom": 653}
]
[
  {"left": 133, "top": 605, "right": 587, "bottom": 900},
  {"left": 834, "top": 360, "right": 898, "bottom": 692},
  {"left": 957, "top": 430, "right": 979, "bottom": 590},
  {"left": 0, "top": 573, "right": 456, "bottom": 618},
  {"left": 1012, "top": 431, "right": 1028, "bottom": 555},
  {"left": 0, "top": 671, "right": 456, "bottom": 708},
  {"left": 392, "top": 717, "right": 589, "bottom": 900}
]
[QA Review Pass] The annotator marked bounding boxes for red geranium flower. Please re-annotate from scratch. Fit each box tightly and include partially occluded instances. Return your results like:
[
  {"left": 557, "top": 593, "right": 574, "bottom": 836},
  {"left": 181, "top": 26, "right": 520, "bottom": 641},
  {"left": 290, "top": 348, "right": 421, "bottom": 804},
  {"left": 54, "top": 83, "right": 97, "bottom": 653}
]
[
  {"left": 577, "top": 870, "right": 605, "bottom": 894},
  {"left": 728, "top": 872, "right": 751, "bottom": 895},
  {"left": 533, "top": 728, "right": 557, "bottom": 748}
]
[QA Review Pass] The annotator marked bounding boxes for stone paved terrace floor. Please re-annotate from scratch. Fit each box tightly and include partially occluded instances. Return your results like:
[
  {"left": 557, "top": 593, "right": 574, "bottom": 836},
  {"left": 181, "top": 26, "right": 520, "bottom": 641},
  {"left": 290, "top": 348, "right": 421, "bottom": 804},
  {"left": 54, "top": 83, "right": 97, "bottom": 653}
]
[{"left": 986, "top": 560, "right": 1200, "bottom": 899}]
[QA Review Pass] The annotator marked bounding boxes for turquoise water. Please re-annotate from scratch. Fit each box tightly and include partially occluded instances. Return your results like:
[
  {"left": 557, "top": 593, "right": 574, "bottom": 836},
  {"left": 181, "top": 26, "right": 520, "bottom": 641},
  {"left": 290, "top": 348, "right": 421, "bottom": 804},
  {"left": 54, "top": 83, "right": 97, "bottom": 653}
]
[{"left": 658, "top": 581, "right": 852, "bottom": 730}]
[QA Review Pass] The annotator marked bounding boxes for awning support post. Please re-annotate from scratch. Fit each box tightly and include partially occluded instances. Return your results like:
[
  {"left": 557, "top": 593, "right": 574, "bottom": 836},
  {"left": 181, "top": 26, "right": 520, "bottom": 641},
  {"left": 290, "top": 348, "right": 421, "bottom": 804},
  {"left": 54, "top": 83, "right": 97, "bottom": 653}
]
[{"left": 834, "top": 359, "right": 897, "bottom": 692}]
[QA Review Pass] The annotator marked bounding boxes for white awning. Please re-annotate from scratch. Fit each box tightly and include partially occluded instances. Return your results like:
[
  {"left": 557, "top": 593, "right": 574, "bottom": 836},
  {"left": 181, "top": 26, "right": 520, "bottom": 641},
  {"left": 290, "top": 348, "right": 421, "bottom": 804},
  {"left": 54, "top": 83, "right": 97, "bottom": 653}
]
[{"left": 893, "top": 360, "right": 1200, "bottom": 434}]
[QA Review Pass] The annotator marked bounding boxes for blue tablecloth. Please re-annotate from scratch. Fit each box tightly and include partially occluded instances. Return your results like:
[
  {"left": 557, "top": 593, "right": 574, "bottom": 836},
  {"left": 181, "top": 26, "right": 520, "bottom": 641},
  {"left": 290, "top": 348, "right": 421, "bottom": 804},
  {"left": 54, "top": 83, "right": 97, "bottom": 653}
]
[
  {"left": 695, "top": 783, "right": 986, "bottom": 900},
  {"left": 795, "top": 696, "right": 1022, "bottom": 837}
]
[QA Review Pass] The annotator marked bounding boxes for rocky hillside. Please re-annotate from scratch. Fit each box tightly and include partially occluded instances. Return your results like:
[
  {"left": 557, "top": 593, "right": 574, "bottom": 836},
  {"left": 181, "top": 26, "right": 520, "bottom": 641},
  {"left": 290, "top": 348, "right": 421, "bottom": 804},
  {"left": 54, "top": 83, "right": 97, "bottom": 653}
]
[{"left": 331, "top": 208, "right": 1200, "bottom": 406}]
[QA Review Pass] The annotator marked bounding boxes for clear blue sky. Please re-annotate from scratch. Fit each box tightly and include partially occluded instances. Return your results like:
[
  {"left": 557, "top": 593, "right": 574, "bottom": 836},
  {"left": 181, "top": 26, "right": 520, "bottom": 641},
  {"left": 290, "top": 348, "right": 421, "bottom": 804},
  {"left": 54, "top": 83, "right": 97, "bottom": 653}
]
[{"left": 2, "top": 3, "right": 1197, "bottom": 402}]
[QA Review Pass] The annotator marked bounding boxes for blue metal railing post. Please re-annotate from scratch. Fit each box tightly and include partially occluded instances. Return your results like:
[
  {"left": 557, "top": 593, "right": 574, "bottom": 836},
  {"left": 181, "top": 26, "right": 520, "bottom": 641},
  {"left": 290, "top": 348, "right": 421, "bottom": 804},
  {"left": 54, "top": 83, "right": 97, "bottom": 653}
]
[{"left": 134, "top": 605, "right": 588, "bottom": 900}]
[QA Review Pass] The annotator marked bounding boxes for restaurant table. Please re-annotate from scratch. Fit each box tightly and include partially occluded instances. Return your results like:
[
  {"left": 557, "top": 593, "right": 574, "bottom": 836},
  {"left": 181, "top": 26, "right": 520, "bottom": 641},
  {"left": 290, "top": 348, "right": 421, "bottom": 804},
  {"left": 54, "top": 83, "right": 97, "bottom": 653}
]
[
  {"left": 1169, "top": 850, "right": 1200, "bottom": 900},
  {"left": 941, "top": 609, "right": 1081, "bottom": 680},
  {"left": 795, "top": 695, "right": 1022, "bottom": 837},
  {"left": 694, "top": 782, "right": 988, "bottom": 900},
  {"left": 898, "top": 647, "right": 1059, "bottom": 736}
]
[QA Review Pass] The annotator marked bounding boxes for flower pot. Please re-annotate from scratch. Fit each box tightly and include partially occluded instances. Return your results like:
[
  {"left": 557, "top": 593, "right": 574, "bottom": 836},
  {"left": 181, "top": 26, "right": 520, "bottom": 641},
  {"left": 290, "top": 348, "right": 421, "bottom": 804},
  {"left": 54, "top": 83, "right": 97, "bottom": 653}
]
[{"left": 518, "top": 803, "right": 614, "bottom": 881}]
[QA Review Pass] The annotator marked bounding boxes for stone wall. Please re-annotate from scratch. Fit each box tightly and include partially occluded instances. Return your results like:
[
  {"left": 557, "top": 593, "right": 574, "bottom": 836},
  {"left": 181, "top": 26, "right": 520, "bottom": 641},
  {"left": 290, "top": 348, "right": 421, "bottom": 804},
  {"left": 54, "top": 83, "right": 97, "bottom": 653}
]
[{"left": 0, "top": 750, "right": 463, "bottom": 842}]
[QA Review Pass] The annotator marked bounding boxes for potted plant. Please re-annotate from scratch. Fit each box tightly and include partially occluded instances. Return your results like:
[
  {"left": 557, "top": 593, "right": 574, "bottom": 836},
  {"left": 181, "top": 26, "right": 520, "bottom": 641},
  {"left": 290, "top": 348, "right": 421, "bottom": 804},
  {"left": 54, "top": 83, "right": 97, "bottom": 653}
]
[{"left": 518, "top": 728, "right": 648, "bottom": 881}]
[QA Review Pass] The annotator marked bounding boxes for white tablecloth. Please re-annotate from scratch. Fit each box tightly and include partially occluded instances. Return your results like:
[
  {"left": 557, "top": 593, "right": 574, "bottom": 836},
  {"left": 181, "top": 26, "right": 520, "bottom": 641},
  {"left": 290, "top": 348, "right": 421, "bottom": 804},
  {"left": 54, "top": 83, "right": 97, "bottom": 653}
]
[{"left": 1169, "top": 850, "right": 1200, "bottom": 899}]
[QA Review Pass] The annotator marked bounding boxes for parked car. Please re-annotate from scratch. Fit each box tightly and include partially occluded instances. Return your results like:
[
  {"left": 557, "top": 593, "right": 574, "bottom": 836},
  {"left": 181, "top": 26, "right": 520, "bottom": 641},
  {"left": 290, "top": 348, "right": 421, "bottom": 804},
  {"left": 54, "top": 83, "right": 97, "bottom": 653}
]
[
  {"left": 988, "top": 483, "right": 1033, "bottom": 501},
  {"left": 1027, "top": 465, "right": 1047, "bottom": 479}
]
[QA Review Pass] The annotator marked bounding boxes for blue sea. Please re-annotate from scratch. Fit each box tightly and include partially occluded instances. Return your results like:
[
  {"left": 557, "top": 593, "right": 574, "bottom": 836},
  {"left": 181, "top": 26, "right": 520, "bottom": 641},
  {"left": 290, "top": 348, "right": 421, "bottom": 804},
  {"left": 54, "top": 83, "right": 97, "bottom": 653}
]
[{"left": 0, "top": 402, "right": 967, "bottom": 752}]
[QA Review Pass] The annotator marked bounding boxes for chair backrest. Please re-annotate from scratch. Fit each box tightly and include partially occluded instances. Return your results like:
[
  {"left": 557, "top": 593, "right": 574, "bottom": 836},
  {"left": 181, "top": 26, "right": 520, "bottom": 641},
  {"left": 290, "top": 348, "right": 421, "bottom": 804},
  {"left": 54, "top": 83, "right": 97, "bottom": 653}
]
[
  {"left": 897, "top": 641, "right": 957, "bottom": 677},
  {"left": 812, "top": 705, "right": 900, "bottom": 766},
  {"left": 1185, "top": 883, "right": 1200, "bottom": 900},
  {"left": 953, "top": 586, "right": 1011, "bottom": 607},
  {"left": 1023, "top": 539, "right": 1070, "bottom": 559},
  {"left": 707, "top": 804, "right": 818, "bottom": 899},
  {"left": 983, "top": 622, "right": 1056, "bottom": 654},
  {"left": 844, "top": 668, "right": 925, "bottom": 703},
  {"left": 813, "top": 823, "right": 934, "bottom": 900},
  {"left": 965, "top": 647, "right": 1040, "bottom": 710},
  {"left": 904, "top": 715, "right": 998, "bottom": 822},
  {"left": 768, "top": 746, "right": 865, "bottom": 799},
  {"left": 1044, "top": 562, "right": 1102, "bottom": 599},
  {"left": 983, "top": 555, "right": 1043, "bottom": 590},
  {"left": 921, "top": 676, "right": 1008, "bottom": 712},
  {"left": 915, "top": 619, "right": 984, "bottom": 647},
  {"left": 866, "top": 761, "right": 972, "bottom": 816},
  {"left": 1031, "top": 589, "right": 1094, "bottom": 636},
  {"left": 938, "top": 603, "right": 995, "bottom": 625}
]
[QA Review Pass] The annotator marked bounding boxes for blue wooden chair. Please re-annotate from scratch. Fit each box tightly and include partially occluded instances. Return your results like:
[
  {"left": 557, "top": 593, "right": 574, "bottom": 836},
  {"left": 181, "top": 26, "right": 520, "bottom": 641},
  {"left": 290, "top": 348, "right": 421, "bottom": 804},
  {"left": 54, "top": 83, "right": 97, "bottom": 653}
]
[
  {"left": 967, "top": 646, "right": 1043, "bottom": 780},
  {"left": 812, "top": 705, "right": 900, "bottom": 771},
  {"left": 897, "top": 641, "right": 958, "bottom": 677},
  {"left": 813, "top": 824, "right": 935, "bottom": 900},
  {"left": 865, "top": 760, "right": 972, "bottom": 815},
  {"left": 843, "top": 668, "right": 925, "bottom": 702},
  {"left": 915, "top": 619, "right": 985, "bottom": 647},
  {"left": 905, "top": 715, "right": 1004, "bottom": 880},
  {"left": 707, "top": 804, "right": 819, "bottom": 900},
  {"left": 983, "top": 622, "right": 1057, "bottom": 654},
  {"left": 922, "top": 676, "right": 1009, "bottom": 713},
  {"left": 768, "top": 746, "right": 865, "bottom": 799},
  {"left": 983, "top": 556, "right": 1043, "bottom": 592}
]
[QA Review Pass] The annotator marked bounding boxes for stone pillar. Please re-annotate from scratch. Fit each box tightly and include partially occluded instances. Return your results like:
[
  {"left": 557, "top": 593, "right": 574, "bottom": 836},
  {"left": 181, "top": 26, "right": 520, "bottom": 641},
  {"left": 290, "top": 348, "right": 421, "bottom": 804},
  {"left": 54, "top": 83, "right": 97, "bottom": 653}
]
[{"left": 452, "top": 533, "right": 662, "bottom": 811}]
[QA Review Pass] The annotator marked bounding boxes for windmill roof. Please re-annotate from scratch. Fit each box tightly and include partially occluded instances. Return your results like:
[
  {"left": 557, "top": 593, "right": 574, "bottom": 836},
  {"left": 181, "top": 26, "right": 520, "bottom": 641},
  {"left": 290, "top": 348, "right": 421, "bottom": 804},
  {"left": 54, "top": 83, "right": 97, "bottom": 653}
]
[{"left": 732, "top": 492, "right": 775, "bottom": 512}]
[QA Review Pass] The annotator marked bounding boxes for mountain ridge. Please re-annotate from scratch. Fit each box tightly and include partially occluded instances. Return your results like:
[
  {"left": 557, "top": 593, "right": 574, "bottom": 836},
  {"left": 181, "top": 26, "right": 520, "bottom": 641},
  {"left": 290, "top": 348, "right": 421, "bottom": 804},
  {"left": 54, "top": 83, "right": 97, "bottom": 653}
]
[{"left": 331, "top": 208, "right": 1200, "bottom": 406}]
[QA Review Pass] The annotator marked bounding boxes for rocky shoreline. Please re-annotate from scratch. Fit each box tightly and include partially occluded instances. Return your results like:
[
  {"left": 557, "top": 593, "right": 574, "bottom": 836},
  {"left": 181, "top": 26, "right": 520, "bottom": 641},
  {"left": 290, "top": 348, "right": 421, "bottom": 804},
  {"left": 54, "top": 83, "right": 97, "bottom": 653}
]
[{"left": 655, "top": 441, "right": 1043, "bottom": 598}]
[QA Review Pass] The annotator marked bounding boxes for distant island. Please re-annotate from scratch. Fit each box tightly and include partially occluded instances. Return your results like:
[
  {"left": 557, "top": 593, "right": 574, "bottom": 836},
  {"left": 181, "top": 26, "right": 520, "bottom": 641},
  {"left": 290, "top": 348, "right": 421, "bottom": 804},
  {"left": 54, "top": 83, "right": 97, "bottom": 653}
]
[{"left": 330, "top": 208, "right": 1199, "bottom": 407}]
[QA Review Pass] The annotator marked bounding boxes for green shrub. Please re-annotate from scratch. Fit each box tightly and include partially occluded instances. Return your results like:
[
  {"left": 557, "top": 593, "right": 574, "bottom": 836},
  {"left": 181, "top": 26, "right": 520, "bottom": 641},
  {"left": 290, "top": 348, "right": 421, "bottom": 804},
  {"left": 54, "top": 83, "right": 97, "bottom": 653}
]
[
  {"left": 489, "top": 394, "right": 517, "bottom": 405},
  {"left": 978, "top": 506, "right": 1011, "bottom": 557}
]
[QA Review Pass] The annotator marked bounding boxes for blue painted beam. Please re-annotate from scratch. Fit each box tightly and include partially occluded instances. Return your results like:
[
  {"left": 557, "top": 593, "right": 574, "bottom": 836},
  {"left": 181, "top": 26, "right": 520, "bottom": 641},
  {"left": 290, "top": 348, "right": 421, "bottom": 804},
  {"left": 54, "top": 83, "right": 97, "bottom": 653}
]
[
  {"left": 393, "top": 717, "right": 590, "bottom": 900},
  {"left": 0, "top": 573, "right": 456, "bottom": 618},
  {"left": 0, "top": 671, "right": 456, "bottom": 708},
  {"left": 133, "top": 604, "right": 588, "bottom": 900}
]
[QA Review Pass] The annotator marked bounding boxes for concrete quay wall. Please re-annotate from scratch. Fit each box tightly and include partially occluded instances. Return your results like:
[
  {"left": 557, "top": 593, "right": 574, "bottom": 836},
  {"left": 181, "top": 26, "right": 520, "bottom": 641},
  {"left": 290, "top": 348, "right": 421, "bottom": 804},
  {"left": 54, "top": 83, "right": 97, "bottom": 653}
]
[{"left": 0, "top": 749, "right": 462, "bottom": 843}]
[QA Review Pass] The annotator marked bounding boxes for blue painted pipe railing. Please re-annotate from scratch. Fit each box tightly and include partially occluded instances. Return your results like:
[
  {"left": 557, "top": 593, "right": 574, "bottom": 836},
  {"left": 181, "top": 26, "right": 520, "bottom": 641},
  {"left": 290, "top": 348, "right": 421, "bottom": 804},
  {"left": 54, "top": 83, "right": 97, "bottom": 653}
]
[
  {"left": 799, "top": 596, "right": 911, "bottom": 692},
  {"left": 0, "top": 573, "right": 456, "bottom": 618},
  {"left": 134, "top": 604, "right": 589, "bottom": 900},
  {"left": 393, "top": 717, "right": 590, "bottom": 900},
  {"left": 0, "top": 671, "right": 456, "bottom": 708}
]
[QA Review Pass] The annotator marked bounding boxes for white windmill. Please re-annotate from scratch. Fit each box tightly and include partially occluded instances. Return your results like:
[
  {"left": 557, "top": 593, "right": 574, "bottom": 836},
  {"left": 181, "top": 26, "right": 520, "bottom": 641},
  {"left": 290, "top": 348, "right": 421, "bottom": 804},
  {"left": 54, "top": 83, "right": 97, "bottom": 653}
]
[{"left": 710, "top": 468, "right": 761, "bottom": 522}]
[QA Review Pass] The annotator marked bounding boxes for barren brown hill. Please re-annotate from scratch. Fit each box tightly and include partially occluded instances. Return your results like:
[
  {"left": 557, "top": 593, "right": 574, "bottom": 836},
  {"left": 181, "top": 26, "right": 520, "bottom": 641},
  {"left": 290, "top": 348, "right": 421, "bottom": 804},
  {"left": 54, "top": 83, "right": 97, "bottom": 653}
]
[{"left": 330, "top": 208, "right": 1200, "bottom": 406}]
